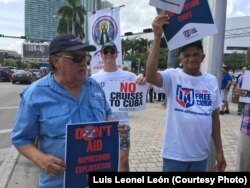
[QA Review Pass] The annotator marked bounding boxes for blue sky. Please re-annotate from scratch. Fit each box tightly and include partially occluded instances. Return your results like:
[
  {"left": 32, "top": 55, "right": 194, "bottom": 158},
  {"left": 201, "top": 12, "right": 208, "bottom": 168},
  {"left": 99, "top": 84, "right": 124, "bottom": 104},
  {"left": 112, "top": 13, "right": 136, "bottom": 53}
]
[{"left": 0, "top": 0, "right": 250, "bottom": 54}]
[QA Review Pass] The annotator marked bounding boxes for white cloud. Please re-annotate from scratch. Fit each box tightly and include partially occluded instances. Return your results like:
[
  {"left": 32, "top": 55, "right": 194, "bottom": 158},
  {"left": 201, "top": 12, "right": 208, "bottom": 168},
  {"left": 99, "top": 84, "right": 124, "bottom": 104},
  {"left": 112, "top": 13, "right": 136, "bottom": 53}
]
[
  {"left": 226, "top": 0, "right": 250, "bottom": 17},
  {"left": 0, "top": 38, "right": 24, "bottom": 53},
  {"left": 109, "top": 0, "right": 157, "bottom": 34},
  {"left": 0, "top": 0, "right": 19, "bottom": 4}
]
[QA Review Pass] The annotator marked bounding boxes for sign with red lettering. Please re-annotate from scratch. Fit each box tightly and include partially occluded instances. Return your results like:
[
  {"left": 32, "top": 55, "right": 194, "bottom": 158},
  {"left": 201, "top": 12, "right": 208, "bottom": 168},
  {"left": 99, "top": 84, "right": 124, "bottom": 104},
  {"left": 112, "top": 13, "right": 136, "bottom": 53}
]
[
  {"left": 102, "top": 81, "right": 148, "bottom": 112},
  {"left": 64, "top": 121, "right": 119, "bottom": 188},
  {"left": 156, "top": 0, "right": 218, "bottom": 51}
]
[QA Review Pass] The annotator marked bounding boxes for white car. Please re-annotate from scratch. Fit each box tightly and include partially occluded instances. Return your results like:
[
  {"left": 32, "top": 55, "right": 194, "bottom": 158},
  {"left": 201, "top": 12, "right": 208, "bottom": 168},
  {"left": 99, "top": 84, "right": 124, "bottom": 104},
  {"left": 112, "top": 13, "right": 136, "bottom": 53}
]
[{"left": 29, "top": 69, "right": 41, "bottom": 80}]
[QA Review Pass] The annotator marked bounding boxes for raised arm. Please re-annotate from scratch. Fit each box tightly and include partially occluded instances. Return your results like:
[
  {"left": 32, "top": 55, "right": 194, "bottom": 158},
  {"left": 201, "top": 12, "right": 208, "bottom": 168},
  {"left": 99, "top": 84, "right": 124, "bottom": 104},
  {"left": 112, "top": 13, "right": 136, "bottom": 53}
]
[{"left": 145, "top": 11, "right": 170, "bottom": 87}]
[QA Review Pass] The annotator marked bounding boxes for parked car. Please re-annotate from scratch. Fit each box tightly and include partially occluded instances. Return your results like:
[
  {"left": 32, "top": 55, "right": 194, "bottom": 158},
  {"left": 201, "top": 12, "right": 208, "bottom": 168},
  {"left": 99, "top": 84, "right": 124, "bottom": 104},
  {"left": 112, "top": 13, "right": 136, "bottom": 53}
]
[
  {"left": 0, "top": 70, "right": 11, "bottom": 82},
  {"left": 0, "top": 66, "right": 16, "bottom": 76},
  {"left": 29, "top": 69, "right": 41, "bottom": 80},
  {"left": 12, "top": 70, "right": 33, "bottom": 84}
]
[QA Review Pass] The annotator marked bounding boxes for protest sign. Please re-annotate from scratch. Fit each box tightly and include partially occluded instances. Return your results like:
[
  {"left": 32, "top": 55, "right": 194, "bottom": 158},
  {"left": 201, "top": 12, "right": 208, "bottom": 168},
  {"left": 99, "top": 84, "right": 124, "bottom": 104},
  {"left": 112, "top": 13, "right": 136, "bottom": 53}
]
[
  {"left": 64, "top": 121, "right": 119, "bottom": 188},
  {"left": 101, "top": 81, "right": 148, "bottom": 112},
  {"left": 156, "top": 0, "right": 217, "bottom": 51},
  {"left": 149, "top": 0, "right": 186, "bottom": 14},
  {"left": 239, "top": 71, "right": 250, "bottom": 103}
]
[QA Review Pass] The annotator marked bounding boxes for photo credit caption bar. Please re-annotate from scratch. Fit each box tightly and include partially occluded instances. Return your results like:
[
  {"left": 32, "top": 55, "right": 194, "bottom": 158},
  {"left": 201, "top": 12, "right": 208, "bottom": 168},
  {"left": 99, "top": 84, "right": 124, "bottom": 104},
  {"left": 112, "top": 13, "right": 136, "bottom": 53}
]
[{"left": 89, "top": 172, "right": 249, "bottom": 187}]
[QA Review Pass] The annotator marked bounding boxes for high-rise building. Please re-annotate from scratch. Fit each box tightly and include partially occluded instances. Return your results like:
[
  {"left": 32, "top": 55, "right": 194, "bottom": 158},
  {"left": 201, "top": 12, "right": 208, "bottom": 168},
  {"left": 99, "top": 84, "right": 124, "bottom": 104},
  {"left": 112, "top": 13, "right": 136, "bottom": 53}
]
[
  {"left": 25, "top": 0, "right": 105, "bottom": 42},
  {"left": 25, "top": 0, "right": 67, "bottom": 42},
  {"left": 81, "top": 0, "right": 101, "bottom": 12},
  {"left": 101, "top": 0, "right": 113, "bottom": 9}
]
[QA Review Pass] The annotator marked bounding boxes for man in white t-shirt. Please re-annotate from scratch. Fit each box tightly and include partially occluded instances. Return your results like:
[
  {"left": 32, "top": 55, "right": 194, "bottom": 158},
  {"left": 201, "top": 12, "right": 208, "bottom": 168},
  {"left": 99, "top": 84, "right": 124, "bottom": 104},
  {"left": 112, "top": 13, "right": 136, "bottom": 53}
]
[
  {"left": 145, "top": 12, "right": 226, "bottom": 172},
  {"left": 91, "top": 42, "right": 145, "bottom": 171}
]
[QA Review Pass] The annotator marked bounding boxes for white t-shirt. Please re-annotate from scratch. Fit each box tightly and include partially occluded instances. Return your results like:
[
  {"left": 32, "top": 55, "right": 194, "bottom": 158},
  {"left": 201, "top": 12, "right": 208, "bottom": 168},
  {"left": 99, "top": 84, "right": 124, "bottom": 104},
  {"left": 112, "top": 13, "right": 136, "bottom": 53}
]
[
  {"left": 160, "top": 68, "right": 221, "bottom": 161},
  {"left": 91, "top": 69, "right": 138, "bottom": 126}
]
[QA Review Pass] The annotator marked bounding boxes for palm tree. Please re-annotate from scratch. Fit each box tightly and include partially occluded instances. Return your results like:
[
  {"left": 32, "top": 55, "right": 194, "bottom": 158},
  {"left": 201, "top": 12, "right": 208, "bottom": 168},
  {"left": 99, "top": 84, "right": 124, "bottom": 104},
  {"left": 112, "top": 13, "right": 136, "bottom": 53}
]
[{"left": 57, "top": 0, "right": 86, "bottom": 39}]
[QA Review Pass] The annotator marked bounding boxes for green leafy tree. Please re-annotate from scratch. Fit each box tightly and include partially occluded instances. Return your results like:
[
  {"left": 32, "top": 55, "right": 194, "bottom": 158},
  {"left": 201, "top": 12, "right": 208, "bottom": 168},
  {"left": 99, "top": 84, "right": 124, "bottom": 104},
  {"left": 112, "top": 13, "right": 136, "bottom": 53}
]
[
  {"left": 15, "top": 60, "right": 22, "bottom": 68},
  {"left": 3, "top": 59, "right": 17, "bottom": 67},
  {"left": 159, "top": 49, "right": 168, "bottom": 70},
  {"left": 0, "top": 54, "right": 4, "bottom": 66},
  {"left": 57, "top": 0, "right": 86, "bottom": 39},
  {"left": 122, "top": 37, "right": 148, "bottom": 73},
  {"left": 224, "top": 52, "right": 246, "bottom": 72},
  {"left": 122, "top": 37, "right": 168, "bottom": 72}
]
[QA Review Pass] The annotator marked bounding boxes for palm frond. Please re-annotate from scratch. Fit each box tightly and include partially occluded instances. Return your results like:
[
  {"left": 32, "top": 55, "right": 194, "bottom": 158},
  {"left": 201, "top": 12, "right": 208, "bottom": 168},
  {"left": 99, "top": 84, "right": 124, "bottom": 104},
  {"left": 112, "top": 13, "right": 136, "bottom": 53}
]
[{"left": 56, "top": 0, "right": 86, "bottom": 39}]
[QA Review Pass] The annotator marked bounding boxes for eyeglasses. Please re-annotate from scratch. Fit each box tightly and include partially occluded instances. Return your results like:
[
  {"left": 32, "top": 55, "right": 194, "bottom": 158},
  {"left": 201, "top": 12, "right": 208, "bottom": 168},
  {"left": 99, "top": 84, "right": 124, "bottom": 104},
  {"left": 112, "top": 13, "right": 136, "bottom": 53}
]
[
  {"left": 102, "top": 49, "right": 116, "bottom": 55},
  {"left": 56, "top": 54, "right": 86, "bottom": 64}
]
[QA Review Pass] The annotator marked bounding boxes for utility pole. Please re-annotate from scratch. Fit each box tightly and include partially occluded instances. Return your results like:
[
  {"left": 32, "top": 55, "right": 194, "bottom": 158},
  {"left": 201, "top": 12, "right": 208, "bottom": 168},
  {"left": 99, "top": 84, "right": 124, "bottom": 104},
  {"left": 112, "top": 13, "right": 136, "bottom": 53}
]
[
  {"left": 202, "top": 0, "right": 227, "bottom": 171},
  {"left": 167, "top": 49, "right": 177, "bottom": 68}
]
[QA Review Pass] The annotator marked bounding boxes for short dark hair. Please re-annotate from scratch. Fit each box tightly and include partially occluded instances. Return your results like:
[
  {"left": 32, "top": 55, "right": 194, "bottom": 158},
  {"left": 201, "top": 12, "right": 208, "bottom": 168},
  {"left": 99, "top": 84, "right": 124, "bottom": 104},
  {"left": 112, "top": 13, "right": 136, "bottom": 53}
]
[
  {"left": 223, "top": 66, "right": 229, "bottom": 72},
  {"left": 179, "top": 40, "right": 203, "bottom": 54}
]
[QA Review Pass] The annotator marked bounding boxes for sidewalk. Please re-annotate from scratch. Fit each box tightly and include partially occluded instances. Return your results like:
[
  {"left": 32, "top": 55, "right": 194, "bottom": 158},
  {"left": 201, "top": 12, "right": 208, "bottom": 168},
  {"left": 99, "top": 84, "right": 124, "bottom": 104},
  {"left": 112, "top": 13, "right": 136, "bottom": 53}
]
[
  {"left": 0, "top": 101, "right": 242, "bottom": 188},
  {"left": 129, "top": 101, "right": 241, "bottom": 172}
]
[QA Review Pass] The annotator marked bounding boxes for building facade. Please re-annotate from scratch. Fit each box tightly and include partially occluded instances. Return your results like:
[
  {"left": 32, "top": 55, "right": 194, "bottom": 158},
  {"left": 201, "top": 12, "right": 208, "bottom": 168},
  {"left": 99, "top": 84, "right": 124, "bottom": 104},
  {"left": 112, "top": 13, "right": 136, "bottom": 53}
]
[
  {"left": 224, "top": 16, "right": 250, "bottom": 54},
  {"left": 25, "top": 0, "right": 67, "bottom": 42},
  {"left": 0, "top": 50, "right": 21, "bottom": 60},
  {"left": 24, "top": 0, "right": 113, "bottom": 42}
]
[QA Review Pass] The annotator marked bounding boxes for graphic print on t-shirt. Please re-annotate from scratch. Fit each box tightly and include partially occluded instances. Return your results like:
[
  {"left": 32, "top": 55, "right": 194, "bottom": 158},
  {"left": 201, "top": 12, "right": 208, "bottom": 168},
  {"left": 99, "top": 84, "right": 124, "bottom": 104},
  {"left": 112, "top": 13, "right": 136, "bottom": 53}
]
[
  {"left": 176, "top": 85, "right": 212, "bottom": 109},
  {"left": 176, "top": 85, "right": 194, "bottom": 108}
]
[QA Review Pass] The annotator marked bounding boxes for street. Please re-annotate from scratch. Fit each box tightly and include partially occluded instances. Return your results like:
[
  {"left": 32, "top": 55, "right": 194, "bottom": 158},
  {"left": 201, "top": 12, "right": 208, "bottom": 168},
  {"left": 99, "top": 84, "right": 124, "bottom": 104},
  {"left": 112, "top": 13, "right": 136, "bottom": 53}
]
[{"left": 0, "top": 82, "right": 27, "bottom": 165}]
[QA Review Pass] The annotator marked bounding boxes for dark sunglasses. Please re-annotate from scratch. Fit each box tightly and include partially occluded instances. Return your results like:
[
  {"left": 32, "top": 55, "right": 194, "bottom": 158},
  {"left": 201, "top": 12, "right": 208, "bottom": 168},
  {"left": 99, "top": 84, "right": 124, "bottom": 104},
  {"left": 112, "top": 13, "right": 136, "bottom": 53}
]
[
  {"left": 56, "top": 54, "right": 86, "bottom": 64},
  {"left": 103, "top": 49, "right": 116, "bottom": 55}
]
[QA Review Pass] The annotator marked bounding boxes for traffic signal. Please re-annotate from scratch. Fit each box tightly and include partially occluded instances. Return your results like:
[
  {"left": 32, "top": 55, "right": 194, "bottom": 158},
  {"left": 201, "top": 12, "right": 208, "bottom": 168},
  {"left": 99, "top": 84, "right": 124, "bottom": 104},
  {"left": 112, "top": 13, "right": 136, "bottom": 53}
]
[
  {"left": 21, "top": 36, "right": 30, "bottom": 39},
  {"left": 143, "top": 28, "right": 153, "bottom": 33},
  {"left": 124, "top": 32, "right": 133, "bottom": 36},
  {"left": 0, "top": 34, "right": 4, "bottom": 37}
]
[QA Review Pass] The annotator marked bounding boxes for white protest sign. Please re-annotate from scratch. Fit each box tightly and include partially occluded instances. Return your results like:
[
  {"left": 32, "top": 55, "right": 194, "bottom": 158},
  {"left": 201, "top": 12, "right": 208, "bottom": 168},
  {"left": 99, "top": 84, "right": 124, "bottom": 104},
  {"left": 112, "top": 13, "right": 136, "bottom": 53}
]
[
  {"left": 239, "top": 71, "right": 250, "bottom": 103},
  {"left": 102, "top": 81, "right": 148, "bottom": 112},
  {"left": 149, "top": 0, "right": 186, "bottom": 14}
]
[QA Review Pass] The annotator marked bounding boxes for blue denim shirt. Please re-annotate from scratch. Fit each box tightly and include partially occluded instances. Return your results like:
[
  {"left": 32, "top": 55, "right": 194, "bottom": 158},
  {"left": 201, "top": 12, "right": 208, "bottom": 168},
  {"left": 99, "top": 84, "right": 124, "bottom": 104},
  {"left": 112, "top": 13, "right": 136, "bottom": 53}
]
[{"left": 11, "top": 73, "right": 112, "bottom": 188}]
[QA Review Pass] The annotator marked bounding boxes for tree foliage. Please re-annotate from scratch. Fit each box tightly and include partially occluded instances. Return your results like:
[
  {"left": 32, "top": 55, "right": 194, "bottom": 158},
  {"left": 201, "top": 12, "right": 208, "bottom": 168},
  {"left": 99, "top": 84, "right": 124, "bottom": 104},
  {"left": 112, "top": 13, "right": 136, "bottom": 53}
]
[
  {"left": 224, "top": 52, "right": 247, "bottom": 72},
  {"left": 57, "top": 0, "right": 86, "bottom": 39},
  {"left": 122, "top": 37, "right": 168, "bottom": 73},
  {"left": 0, "top": 54, "right": 4, "bottom": 66}
]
